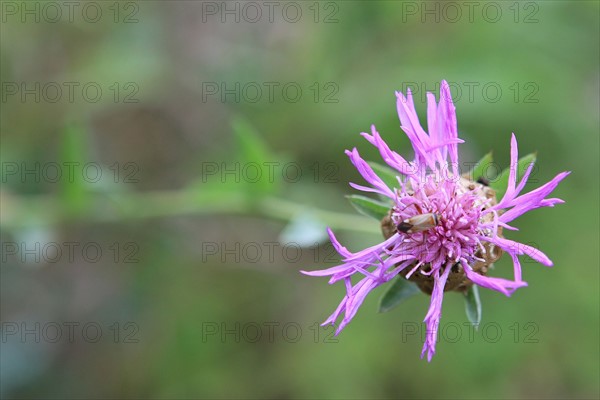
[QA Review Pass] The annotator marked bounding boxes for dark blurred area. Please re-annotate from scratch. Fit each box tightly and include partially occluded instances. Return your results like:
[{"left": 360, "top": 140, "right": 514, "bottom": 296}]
[{"left": 1, "top": 1, "right": 598, "bottom": 399}]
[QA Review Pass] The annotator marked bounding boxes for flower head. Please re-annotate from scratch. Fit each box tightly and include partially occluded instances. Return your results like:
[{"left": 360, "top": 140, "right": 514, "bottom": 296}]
[{"left": 302, "top": 80, "right": 569, "bottom": 361}]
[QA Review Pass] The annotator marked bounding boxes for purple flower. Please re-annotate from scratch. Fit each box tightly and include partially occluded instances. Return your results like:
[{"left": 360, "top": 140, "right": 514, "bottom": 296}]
[{"left": 302, "top": 80, "right": 569, "bottom": 361}]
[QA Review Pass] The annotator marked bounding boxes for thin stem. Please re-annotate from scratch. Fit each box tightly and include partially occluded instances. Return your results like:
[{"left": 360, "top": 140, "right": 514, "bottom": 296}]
[{"left": 1, "top": 190, "right": 380, "bottom": 234}]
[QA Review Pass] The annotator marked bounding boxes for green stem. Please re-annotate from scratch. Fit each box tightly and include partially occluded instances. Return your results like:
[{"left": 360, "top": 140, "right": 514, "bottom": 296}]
[
  {"left": 259, "top": 197, "right": 379, "bottom": 233},
  {"left": 1, "top": 190, "right": 379, "bottom": 234}
]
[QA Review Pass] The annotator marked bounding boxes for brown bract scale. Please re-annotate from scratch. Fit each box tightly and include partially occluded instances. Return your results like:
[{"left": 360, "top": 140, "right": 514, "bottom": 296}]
[{"left": 381, "top": 177, "right": 503, "bottom": 295}]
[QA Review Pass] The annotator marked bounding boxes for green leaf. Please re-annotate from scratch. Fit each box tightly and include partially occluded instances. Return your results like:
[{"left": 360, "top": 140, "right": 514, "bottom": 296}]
[
  {"left": 464, "top": 285, "right": 482, "bottom": 329},
  {"left": 490, "top": 153, "right": 537, "bottom": 198},
  {"left": 232, "top": 116, "right": 279, "bottom": 196},
  {"left": 232, "top": 117, "right": 272, "bottom": 165},
  {"left": 368, "top": 162, "right": 401, "bottom": 192},
  {"left": 465, "top": 152, "right": 493, "bottom": 182},
  {"left": 60, "top": 123, "right": 90, "bottom": 216},
  {"left": 378, "top": 276, "right": 421, "bottom": 313},
  {"left": 346, "top": 195, "right": 390, "bottom": 221},
  {"left": 279, "top": 210, "right": 328, "bottom": 247}
]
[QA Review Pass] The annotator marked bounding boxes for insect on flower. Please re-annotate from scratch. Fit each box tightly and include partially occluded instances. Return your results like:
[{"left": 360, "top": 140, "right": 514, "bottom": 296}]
[
  {"left": 397, "top": 212, "right": 441, "bottom": 234},
  {"left": 476, "top": 176, "right": 490, "bottom": 186},
  {"left": 301, "top": 79, "right": 569, "bottom": 362}
]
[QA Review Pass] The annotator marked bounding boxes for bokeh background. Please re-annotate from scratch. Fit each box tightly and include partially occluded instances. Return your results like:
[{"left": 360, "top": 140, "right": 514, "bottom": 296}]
[{"left": 1, "top": 1, "right": 599, "bottom": 399}]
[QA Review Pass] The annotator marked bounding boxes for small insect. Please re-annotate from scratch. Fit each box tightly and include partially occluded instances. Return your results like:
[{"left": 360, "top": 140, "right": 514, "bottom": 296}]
[
  {"left": 397, "top": 213, "right": 442, "bottom": 234},
  {"left": 476, "top": 176, "right": 490, "bottom": 186}
]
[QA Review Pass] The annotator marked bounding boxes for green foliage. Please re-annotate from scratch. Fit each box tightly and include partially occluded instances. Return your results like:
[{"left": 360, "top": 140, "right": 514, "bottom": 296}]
[
  {"left": 491, "top": 153, "right": 537, "bottom": 199},
  {"left": 378, "top": 276, "right": 421, "bottom": 313},
  {"left": 465, "top": 152, "right": 493, "bottom": 182},
  {"left": 346, "top": 194, "right": 390, "bottom": 221},
  {"left": 464, "top": 285, "right": 482, "bottom": 329},
  {"left": 232, "top": 116, "right": 280, "bottom": 198},
  {"left": 59, "top": 123, "right": 90, "bottom": 217},
  {"left": 367, "top": 162, "right": 401, "bottom": 192},
  {"left": 189, "top": 117, "right": 282, "bottom": 206}
]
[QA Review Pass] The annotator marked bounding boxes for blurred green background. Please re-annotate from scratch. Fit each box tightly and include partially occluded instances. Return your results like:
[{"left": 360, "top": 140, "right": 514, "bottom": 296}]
[{"left": 1, "top": 1, "right": 598, "bottom": 399}]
